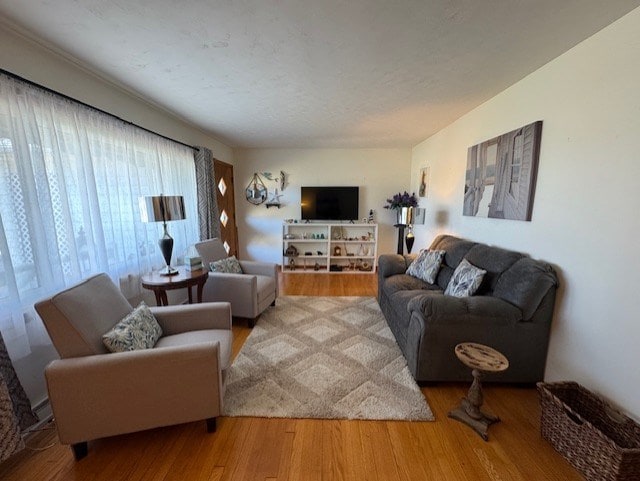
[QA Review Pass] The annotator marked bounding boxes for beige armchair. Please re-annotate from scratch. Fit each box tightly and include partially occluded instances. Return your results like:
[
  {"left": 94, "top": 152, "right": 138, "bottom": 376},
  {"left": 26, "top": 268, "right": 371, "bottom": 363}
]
[
  {"left": 34, "top": 273, "right": 232, "bottom": 460},
  {"left": 194, "top": 238, "right": 278, "bottom": 327}
]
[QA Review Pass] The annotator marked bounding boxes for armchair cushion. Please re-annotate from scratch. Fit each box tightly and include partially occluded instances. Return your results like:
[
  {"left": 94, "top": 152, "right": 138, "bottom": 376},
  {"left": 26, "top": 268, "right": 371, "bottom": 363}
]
[
  {"left": 209, "top": 256, "right": 243, "bottom": 274},
  {"left": 155, "top": 330, "right": 233, "bottom": 370},
  {"left": 102, "top": 302, "right": 163, "bottom": 353},
  {"left": 35, "top": 273, "right": 133, "bottom": 358}
]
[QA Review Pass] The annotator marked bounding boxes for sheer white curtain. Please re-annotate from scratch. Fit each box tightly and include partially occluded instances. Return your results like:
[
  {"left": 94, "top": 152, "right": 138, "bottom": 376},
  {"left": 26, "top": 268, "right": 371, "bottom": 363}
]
[{"left": 0, "top": 72, "right": 198, "bottom": 358}]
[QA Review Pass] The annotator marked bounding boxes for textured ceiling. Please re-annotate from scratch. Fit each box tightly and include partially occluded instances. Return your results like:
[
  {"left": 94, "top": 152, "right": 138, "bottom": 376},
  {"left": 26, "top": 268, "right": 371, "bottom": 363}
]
[{"left": 1, "top": 1, "right": 639, "bottom": 148}]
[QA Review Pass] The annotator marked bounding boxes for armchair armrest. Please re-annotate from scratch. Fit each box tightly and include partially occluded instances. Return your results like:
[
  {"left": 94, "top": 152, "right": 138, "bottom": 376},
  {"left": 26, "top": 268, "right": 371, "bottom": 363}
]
[
  {"left": 202, "top": 273, "right": 257, "bottom": 310},
  {"left": 45, "top": 342, "right": 222, "bottom": 444},
  {"left": 150, "top": 302, "right": 232, "bottom": 335},
  {"left": 239, "top": 260, "right": 277, "bottom": 278}
]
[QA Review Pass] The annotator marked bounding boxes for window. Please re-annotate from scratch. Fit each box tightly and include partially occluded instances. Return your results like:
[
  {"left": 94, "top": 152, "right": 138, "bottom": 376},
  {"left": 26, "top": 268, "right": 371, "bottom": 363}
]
[{"left": 0, "top": 72, "right": 198, "bottom": 355}]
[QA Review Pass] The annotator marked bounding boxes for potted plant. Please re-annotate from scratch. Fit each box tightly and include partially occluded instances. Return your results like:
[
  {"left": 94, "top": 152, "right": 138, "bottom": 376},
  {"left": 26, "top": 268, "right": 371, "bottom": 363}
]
[{"left": 384, "top": 191, "right": 418, "bottom": 225}]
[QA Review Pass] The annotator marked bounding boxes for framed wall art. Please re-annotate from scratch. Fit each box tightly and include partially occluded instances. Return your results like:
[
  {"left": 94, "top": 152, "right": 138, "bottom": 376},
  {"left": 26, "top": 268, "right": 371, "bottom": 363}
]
[
  {"left": 463, "top": 120, "right": 542, "bottom": 221},
  {"left": 418, "top": 166, "right": 430, "bottom": 198}
]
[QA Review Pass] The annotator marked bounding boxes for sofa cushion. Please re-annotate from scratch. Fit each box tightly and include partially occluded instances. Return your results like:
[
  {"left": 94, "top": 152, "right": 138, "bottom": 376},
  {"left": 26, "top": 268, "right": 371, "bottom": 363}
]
[
  {"left": 383, "top": 274, "right": 440, "bottom": 298},
  {"left": 464, "top": 244, "right": 524, "bottom": 295},
  {"left": 429, "top": 235, "right": 477, "bottom": 289},
  {"left": 209, "top": 255, "right": 243, "bottom": 274},
  {"left": 406, "top": 249, "right": 445, "bottom": 284},
  {"left": 155, "top": 329, "right": 233, "bottom": 370},
  {"left": 102, "top": 302, "right": 163, "bottom": 353},
  {"left": 444, "top": 259, "right": 486, "bottom": 297},
  {"left": 493, "top": 258, "right": 558, "bottom": 320},
  {"left": 407, "top": 292, "right": 522, "bottom": 324}
]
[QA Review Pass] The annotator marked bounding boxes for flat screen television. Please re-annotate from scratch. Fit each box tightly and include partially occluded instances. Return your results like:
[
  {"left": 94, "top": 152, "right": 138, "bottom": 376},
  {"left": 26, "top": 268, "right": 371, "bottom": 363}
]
[{"left": 301, "top": 186, "right": 359, "bottom": 221}]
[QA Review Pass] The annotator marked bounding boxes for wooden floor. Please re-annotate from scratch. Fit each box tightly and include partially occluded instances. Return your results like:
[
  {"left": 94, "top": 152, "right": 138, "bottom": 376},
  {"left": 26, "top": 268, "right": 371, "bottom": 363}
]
[{"left": 0, "top": 272, "right": 581, "bottom": 481}]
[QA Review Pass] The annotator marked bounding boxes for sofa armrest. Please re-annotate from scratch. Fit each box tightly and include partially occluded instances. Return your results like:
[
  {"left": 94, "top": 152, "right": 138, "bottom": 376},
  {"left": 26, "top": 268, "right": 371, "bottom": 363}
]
[
  {"left": 45, "top": 342, "right": 221, "bottom": 444},
  {"left": 407, "top": 293, "right": 522, "bottom": 326},
  {"left": 150, "top": 302, "right": 232, "bottom": 335},
  {"left": 378, "top": 254, "right": 412, "bottom": 278}
]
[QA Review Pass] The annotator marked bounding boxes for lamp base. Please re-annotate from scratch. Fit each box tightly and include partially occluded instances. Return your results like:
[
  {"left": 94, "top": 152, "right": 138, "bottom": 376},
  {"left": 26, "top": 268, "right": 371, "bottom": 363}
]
[{"left": 159, "top": 265, "right": 179, "bottom": 276}]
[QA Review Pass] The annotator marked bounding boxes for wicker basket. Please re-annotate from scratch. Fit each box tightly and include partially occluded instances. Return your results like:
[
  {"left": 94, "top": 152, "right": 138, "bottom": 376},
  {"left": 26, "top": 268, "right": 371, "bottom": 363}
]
[{"left": 537, "top": 382, "right": 640, "bottom": 481}]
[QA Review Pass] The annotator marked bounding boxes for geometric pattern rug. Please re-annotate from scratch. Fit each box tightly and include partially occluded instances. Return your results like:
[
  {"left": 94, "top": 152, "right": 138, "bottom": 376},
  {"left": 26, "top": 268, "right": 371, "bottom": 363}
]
[{"left": 223, "top": 296, "right": 434, "bottom": 421}]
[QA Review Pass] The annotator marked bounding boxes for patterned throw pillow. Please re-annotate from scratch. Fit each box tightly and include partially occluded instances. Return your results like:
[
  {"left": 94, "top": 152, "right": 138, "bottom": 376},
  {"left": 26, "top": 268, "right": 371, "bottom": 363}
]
[
  {"left": 444, "top": 258, "right": 486, "bottom": 297},
  {"left": 102, "top": 302, "right": 163, "bottom": 353},
  {"left": 209, "top": 255, "right": 243, "bottom": 274},
  {"left": 406, "top": 249, "right": 446, "bottom": 284}
]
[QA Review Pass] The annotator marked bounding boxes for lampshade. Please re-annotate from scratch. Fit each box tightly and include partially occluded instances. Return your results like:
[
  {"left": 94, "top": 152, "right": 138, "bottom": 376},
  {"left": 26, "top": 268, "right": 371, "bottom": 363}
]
[
  {"left": 139, "top": 195, "right": 185, "bottom": 223},
  {"left": 139, "top": 195, "right": 186, "bottom": 276}
]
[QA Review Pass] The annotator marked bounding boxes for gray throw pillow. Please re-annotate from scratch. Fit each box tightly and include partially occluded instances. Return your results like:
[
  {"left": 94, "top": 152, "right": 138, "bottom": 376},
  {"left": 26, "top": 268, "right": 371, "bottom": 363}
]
[
  {"left": 209, "top": 255, "right": 243, "bottom": 274},
  {"left": 102, "top": 302, "right": 163, "bottom": 353},
  {"left": 444, "top": 258, "right": 486, "bottom": 297},
  {"left": 406, "top": 249, "right": 445, "bottom": 284}
]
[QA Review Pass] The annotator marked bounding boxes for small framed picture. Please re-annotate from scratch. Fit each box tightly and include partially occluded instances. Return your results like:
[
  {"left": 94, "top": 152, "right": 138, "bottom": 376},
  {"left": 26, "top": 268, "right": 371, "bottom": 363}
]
[{"left": 418, "top": 166, "right": 430, "bottom": 198}]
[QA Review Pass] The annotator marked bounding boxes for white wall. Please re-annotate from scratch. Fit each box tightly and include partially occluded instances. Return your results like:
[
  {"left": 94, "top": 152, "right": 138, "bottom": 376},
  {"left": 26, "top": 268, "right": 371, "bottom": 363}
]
[
  {"left": 411, "top": 8, "right": 640, "bottom": 418},
  {"left": 0, "top": 23, "right": 234, "bottom": 407},
  {"left": 234, "top": 149, "right": 411, "bottom": 263},
  {"left": 0, "top": 23, "right": 233, "bottom": 163}
]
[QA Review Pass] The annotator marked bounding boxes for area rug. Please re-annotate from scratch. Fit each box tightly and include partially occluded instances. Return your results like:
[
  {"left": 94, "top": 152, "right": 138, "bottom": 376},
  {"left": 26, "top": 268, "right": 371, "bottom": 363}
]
[{"left": 223, "top": 296, "right": 434, "bottom": 421}]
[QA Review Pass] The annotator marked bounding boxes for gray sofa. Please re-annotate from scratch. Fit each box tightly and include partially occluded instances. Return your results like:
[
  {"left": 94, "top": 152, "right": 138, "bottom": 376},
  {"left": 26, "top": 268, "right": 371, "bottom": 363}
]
[{"left": 378, "top": 235, "right": 558, "bottom": 383}]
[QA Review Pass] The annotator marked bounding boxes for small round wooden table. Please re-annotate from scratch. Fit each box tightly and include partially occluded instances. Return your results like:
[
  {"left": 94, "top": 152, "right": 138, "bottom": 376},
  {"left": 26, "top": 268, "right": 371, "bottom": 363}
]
[
  {"left": 448, "top": 342, "right": 509, "bottom": 441},
  {"left": 141, "top": 266, "right": 209, "bottom": 306}
]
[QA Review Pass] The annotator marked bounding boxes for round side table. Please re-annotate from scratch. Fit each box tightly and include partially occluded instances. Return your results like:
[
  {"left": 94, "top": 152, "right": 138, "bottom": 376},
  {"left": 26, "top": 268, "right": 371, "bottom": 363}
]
[
  {"left": 141, "top": 266, "right": 208, "bottom": 306},
  {"left": 448, "top": 342, "right": 509, "bottom": 441}
]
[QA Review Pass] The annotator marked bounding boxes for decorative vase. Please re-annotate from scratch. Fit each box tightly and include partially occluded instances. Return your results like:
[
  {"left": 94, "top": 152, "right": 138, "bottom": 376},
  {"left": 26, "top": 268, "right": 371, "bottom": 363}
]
[{"left": 396, "top": 207, "right": 414, "bottom": 226}]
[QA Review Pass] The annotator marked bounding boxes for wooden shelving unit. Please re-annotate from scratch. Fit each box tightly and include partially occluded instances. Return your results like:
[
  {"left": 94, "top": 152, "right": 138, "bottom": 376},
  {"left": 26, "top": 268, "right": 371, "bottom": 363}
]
[{"left": 282, "top": 222, "right": 378, "bottom": 274}]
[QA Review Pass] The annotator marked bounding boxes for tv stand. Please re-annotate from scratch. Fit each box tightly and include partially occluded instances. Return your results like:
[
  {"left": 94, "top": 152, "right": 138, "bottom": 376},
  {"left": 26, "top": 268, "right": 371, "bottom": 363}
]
[{"left": 282, "top": 222, "right": 378, "bottom": 274}]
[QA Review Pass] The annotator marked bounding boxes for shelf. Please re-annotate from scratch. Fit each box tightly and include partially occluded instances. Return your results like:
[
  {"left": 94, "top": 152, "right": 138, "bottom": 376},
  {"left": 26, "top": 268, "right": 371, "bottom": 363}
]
[
  {"left": 282, "top": 222, "right": 378, "bottom": 274},
  {"left": 330, "top": 240, "right": 375, "bottom": 244},
  {"left": 284, "top": 239, "right": 327, "bottom": 243}
]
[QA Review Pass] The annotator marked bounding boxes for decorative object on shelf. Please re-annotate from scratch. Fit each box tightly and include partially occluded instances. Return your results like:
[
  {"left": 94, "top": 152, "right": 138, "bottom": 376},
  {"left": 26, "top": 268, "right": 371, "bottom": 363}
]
[
  {"left": 139, "top": 194, "right": 186, "bottom": 276},
  {"left": 333, "top": 246, "right": 342, "bottom": 256},
  {"left": 463, "top": 120, "right": 542, "bottom": 221},
  {"left": 289, "top": 258, "right": 296, "bottom": 270},
  {"left": 285, "top": 245, "right": 299, "bottom": 257},
  {"left": 245, "top": 173, "right": 268, "bottom": 205},
  {"left": 368, "top": 209, "right": 375, "bottom": 223},
  {"left": 284, "top": 233, "right": 297, "bottom": 239}
]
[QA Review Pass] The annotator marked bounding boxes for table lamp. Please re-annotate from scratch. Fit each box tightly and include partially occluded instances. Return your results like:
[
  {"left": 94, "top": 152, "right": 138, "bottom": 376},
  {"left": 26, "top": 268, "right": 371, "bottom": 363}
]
[{"left": 140, "top": 194, "right": 186, "bottom": 276}]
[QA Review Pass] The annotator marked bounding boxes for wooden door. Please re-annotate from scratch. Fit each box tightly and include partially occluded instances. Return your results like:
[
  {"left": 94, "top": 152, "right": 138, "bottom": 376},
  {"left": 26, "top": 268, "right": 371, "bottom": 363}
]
[{"left": 213, "top": 159, "right": 239, "bottom": 257}]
